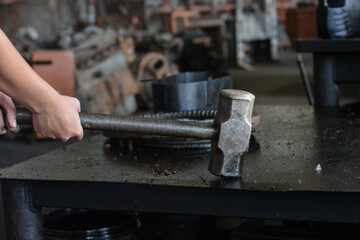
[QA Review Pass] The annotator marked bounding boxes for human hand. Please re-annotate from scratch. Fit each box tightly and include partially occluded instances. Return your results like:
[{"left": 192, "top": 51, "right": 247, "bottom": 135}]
[
  {"left": 0, "top": 91, "right": 20, "bottom": 134},
  {"left": 32, "top": 95, "right": 83, "bottom": 141}
]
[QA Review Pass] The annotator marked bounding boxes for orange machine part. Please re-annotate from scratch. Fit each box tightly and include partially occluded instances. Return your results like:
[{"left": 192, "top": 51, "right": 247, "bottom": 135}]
[{"left": 32, "top": 51, "right": 75, "bottom": 97}]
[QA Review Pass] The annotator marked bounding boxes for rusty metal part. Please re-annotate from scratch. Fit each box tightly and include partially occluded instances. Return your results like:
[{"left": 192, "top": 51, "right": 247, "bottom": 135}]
[
  {"left": 76, "top": 41, "right": 118, "bottom": 70},
  {"left": 76, "top": 51, "right": 137, "bottom": 115},
  {"left": 106, "top": 66, "right": 139, "bottom": 115},
  {"left": 32, "top": 51, "right": 76, "bottom": 97},
  {"left": 119, "top": 36, "right": 136, "bottom": 64},
  {"left": 209, "top": 89, "right": 255, "bottom": 177},
  {"left": 135, "top": 52, "right": 178, "bottom": 107},
  {"left": 74, "top": 29, "right": 136, "bottom": 115},
  {"left": 74, "top": 29, "right": 120, "bottom": 70}
]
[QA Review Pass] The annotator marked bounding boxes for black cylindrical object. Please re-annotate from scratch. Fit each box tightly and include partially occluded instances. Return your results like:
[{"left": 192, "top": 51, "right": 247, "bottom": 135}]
[
  {"left": 151, "top": 72, "right": 232, "bottom": 113},
  {"left": 44, "top": 209, "right": 139, "bottom": 240}
]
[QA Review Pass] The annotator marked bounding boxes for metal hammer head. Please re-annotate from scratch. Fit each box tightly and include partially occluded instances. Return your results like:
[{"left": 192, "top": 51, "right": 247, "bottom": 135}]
[{"left": 208, "top": 89, "right": 255, "bottom": 177}]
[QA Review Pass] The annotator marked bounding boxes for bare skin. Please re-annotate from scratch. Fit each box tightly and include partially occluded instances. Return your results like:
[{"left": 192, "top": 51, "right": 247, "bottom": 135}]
[{"left": 0, "top": 29, "right": 83, "bottom": 141}]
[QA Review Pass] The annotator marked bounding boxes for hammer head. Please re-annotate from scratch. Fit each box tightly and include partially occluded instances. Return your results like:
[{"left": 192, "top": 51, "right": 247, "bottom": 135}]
[{"left": 208, "top": 89, "right": 255, "bottom": 177}]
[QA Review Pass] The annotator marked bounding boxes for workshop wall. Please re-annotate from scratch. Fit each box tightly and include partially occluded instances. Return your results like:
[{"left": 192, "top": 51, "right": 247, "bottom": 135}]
[{"left": 0, "top": 0, "right": 74, "bottom": 39}]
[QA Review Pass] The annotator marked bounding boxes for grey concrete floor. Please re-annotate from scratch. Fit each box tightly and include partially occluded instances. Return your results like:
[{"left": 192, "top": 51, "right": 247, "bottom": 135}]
[
  {"left": 231, "top": 50, "right": 315, "bottom": 105},
  {"left": 231, "top": 50, "right": 358, "bottom": 105},
  {"left": 0, "top": 50, "right": 358, "bottom": 239}
]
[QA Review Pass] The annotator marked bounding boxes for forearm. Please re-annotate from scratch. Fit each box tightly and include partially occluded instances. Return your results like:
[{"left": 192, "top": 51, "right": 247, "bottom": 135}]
[{"left": 0, "top": 29, "right": 59, "bottom": 113}]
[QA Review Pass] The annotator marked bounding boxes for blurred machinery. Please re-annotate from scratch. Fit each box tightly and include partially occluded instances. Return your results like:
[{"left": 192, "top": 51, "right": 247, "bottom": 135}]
[
  {"left": 296, "top": 0, "right": 360, "bottom": 107},
  {"left": 28, "top": 28, "right": 140, "bottom": 115},
  {"left": 73, "top": 28, "right": 139, "bottom": 114},
  {"left": 235, "top": 0, "right": 278, "bottom": 69},
  {"left": 1, "top": 0, "right": 282, "bottom": 73},
  {"left": 1, "top": 0, "right": 281, "bottom": 116},
  {"left": 95, "top": 0, "right": 278, "bottom": 69},
  {"left": 286, "top": 4, "right": 317, "bottom": 47}
]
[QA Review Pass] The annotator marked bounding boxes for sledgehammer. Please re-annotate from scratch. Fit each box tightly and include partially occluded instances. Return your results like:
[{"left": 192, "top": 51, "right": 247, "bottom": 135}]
[{"left": 12, "top": 89, "right": 255, "bottom": 177}]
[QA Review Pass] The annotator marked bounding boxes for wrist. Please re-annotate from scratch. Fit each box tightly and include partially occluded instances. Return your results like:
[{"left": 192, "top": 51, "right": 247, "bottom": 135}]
[{"left": 26, "top": 87, "right": 60, "bottom": 115}]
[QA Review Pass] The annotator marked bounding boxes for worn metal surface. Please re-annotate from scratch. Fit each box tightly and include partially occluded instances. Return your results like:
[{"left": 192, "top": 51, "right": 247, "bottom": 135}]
[
  {"left": 5, "top": 105, "right": 360, "bottom": 192},
  {"left": 4, "top": 105, "right": 360, "bottom": 233},
  {"left": 209, "top": 90, "right": 255, "bottom": 177}
]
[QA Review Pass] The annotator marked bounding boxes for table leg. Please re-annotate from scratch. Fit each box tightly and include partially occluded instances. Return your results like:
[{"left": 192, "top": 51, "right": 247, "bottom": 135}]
[
  {"left": 2, "top": 180, "right": 43, "bottom": 240},
  {"left": 313, "top": 53, "right": 339, "bottom": 107}
]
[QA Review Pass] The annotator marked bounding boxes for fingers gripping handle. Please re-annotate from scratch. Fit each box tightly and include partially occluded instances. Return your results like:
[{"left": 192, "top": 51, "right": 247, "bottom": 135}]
[
  {"left": 0, "top": 107, "right": 8, "bottom": 131},
  {"left": 0, "top": 107, "right": 32, "bottom": 129}
]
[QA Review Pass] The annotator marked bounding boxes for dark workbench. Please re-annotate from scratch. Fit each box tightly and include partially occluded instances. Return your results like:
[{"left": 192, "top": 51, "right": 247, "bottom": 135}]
[
  {"left": 2, "top": 106, "right": 360, "bottom": 239},
  {"left": 296, "top": 38, "right": 360, "bottom": 52},
  {"left": 296, "top": 38, "right": 360, "bottom": 106}
]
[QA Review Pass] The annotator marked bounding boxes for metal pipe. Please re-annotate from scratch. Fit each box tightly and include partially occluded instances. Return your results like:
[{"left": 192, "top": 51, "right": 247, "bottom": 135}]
[
  {"left": 297, "top": 54, "right": 314, "bottom": 106},
  {"left": 15, "top": 107, "right": 218, "bottom": 140}
]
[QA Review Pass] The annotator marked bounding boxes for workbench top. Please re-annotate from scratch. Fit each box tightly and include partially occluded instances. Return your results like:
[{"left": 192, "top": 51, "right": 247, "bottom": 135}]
[
  {"left": 296, "top": 38, "right": 360, "bottom": 52},
  {"left": 2, "top": 105, "right": 360, "bottom": 193}
]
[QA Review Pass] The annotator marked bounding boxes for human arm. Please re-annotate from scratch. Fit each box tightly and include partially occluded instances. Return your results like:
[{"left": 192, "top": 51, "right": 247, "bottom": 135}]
[{"left": 0, "top": 29, "right": 83, "bottom": 141}]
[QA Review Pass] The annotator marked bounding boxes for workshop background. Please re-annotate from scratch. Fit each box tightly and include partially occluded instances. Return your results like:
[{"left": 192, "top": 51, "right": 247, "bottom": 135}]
[{"left": 1, "top": 0, "right": 360, "bottom": 239}]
